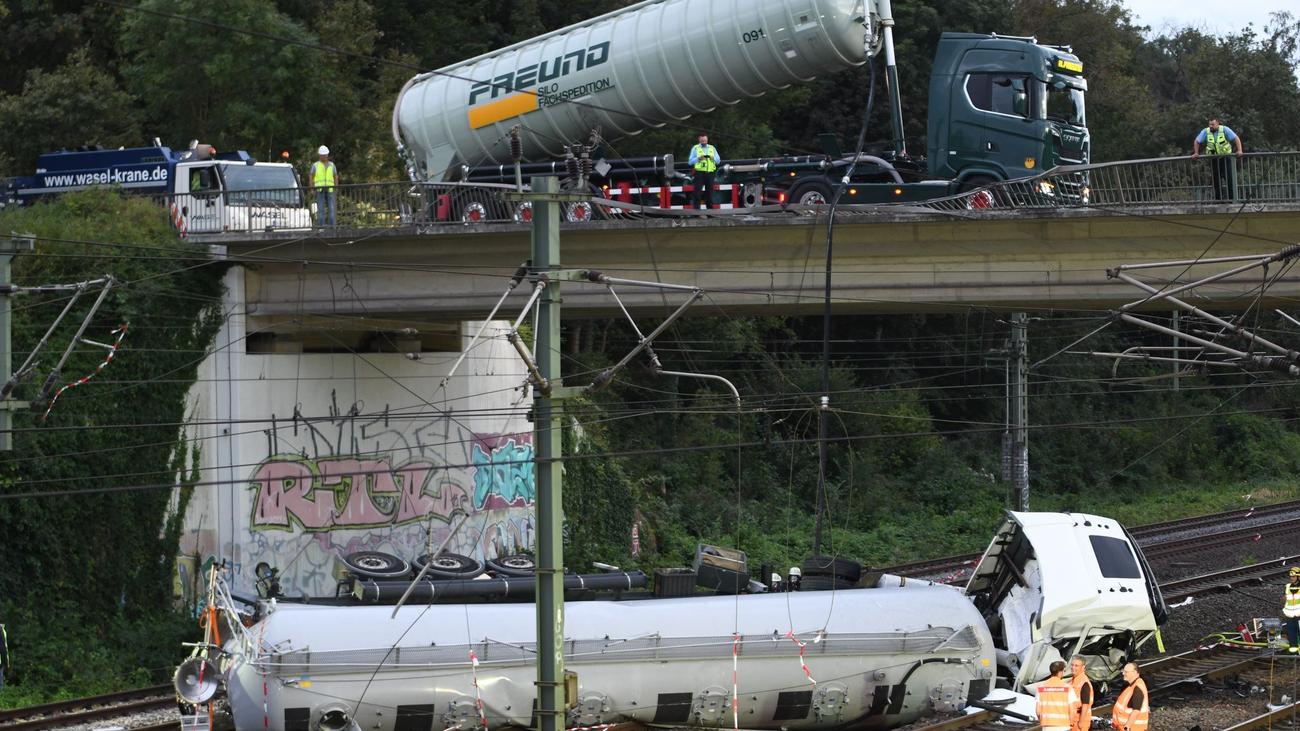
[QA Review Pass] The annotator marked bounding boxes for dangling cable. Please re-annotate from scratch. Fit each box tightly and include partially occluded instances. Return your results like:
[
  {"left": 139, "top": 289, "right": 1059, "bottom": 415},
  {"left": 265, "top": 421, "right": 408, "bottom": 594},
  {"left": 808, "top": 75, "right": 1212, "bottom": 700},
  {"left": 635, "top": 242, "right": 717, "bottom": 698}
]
[{"left": 813, "top": 55, "right": 877, "bottom": 554}]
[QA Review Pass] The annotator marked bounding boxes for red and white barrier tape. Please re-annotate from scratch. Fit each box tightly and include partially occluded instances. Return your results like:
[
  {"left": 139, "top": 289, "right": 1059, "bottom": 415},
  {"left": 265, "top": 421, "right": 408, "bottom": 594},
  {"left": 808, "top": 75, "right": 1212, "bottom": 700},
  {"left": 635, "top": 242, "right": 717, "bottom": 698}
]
[
  {"left": 785, "top": 630, "right": 817, "bottom": 684},
  {"left": 469, "top": 649, "right": 489, "bottom": 730},
  {"left": 731, "top": 633, "right": 741, "bottom": 730},
  {"left": 42, "top": 323, "right": 128, "bottom": 421}
]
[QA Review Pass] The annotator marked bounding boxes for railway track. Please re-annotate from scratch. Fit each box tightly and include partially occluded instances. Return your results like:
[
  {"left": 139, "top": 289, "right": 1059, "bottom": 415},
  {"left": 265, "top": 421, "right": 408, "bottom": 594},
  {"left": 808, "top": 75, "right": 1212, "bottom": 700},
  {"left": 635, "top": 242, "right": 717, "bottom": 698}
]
[
  {"left": 0, "top": 684, "right": 176, "bottom": 731},
  {"left": 912, "top": 644, "right": 1273, "bottom": 730},
  {"left": 1223, "top": 698, "right": 1300, "bottom": 730},
  {"left": 1161, "top": 555, "right": 1300, "bottom": 603},
  {"left": 884, "top": 499, "right": 1300, "bottom": 581}
]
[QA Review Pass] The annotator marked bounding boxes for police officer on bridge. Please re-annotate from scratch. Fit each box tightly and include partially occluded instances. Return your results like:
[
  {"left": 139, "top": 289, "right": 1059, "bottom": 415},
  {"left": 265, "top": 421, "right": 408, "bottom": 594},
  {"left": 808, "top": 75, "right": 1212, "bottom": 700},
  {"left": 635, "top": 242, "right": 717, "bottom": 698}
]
[
  {"left": 1192, "top": 118, "right": 1243, "bottom": 201},
  {"left": 688, "top": 133, "right": 720, "bottom": 209}
]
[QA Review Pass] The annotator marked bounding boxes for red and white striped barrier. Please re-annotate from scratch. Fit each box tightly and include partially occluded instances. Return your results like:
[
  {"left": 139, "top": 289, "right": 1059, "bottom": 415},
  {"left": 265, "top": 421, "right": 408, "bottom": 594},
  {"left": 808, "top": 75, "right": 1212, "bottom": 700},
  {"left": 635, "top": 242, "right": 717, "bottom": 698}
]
[{"left": 609, "top": 182, "right": 740, "bottom": 209}]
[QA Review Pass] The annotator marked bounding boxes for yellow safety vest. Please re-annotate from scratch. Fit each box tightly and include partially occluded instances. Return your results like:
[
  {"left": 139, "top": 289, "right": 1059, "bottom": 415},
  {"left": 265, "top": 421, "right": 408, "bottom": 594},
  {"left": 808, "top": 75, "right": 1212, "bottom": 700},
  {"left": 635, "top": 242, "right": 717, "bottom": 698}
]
[
  {"left": 692, "top": 144, "right": 717, "bottom": 173},
  {"left": 1203, "top": 128, "right": 1232, "bottom": 155},
  {"left": 312, "top": 161, "right": 337, "bottom": 190},
  {"left": 1285, "top": 583, "right": 1300, "bottom": 618}
]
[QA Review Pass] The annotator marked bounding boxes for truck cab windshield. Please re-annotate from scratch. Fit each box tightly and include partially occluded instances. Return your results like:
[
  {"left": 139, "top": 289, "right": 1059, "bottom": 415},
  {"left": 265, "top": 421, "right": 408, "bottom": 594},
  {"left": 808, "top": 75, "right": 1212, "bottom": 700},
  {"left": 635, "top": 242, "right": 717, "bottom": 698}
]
[
  {"left": 1044, "top": 82, "right": 1085, "bottom": 126},
  {"left": 221, "top": 164, "right": 300, "bottom": 206}
]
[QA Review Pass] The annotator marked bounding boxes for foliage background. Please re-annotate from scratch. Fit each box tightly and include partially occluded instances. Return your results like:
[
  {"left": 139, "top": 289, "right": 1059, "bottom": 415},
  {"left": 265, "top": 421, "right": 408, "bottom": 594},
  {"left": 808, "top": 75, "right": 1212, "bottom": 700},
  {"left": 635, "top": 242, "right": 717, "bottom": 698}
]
[{"left": 2, "top": 0, "right": 1300, "bottom": 706}]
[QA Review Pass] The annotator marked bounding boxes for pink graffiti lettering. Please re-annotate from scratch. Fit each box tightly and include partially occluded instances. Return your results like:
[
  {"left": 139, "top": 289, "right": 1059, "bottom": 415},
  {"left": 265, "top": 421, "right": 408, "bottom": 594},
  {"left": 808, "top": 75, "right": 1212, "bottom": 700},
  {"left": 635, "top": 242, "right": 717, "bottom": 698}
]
[{"left": 250, "top": 456, "right": 470, "bottom": 532}]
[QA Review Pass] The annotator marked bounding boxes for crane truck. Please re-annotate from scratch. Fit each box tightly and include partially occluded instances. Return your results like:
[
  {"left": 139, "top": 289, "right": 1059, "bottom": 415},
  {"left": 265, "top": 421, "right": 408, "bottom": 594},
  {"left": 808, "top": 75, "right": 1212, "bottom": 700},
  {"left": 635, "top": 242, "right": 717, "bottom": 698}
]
[
  {"left": 2, "top": 140, "right": 311, "bottom": 234},
  {"left": 392, "top": 0, "right": 1088, "bottom": 221}
]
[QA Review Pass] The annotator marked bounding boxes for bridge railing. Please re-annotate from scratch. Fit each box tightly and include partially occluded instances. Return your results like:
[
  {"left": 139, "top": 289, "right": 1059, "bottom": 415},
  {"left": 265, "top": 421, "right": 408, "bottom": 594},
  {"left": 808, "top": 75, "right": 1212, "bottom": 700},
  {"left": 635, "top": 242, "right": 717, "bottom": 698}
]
[
  {"left": 160, "top": 152, "right": 1300, "bottom": 235},
  {"left": 163, "top": 180, "right": 525, "bottom": 235},
  {"left": 908, "top": 151, "right": 1300, "bottom": 214}
]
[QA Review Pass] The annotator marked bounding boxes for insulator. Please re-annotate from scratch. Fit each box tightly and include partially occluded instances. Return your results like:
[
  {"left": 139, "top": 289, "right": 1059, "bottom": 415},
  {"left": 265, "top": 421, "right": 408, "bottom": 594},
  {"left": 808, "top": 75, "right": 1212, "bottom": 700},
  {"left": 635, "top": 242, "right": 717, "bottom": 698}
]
[{"left": 509, "top": 128, "right": 523, "bottom": 162}]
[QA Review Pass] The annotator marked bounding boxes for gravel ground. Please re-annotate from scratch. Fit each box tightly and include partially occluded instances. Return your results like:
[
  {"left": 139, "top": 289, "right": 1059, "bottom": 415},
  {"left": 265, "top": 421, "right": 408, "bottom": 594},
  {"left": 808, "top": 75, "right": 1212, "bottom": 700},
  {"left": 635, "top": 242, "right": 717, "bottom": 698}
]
[
  {"left": 64, "top": 705, "right": 179, "bottom": 731},
  {"left": 1151, "top": 656, "right": 1300, "bottom": 730},
  {"left": 1145, "top": 530, "right": 1299, "bottom": 583}
]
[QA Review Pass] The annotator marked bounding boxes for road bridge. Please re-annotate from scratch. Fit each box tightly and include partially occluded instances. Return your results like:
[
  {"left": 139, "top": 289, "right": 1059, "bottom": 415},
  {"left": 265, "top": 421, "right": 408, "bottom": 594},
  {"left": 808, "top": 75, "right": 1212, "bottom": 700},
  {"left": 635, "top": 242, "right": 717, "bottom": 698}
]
[
  {"left": 197, "top": 154, "right": 1300, "bottom": 336},
  {"left": 214, "top": 203, "right": 1300, "bottom": 321}
]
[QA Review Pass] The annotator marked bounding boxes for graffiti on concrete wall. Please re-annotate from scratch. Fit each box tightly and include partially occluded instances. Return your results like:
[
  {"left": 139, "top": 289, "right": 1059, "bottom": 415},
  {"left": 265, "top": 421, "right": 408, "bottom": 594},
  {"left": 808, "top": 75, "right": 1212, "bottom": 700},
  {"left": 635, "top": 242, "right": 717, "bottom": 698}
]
[
  {"left": 202, "top": 389, "right": 536, "bottom": 597},
  {"left": 250, "top": 456, "right": 472, "bottom": 531}
]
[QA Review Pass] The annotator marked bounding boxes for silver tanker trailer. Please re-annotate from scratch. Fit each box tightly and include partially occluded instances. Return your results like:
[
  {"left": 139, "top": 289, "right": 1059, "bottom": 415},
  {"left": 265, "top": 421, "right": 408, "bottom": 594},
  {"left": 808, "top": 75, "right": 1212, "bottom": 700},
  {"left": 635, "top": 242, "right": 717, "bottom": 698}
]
[
  {"left": 392, "top": 0, "right": 870, "bottom": 181},
  {"left": 175, "top": 512, "right": 1166, "bottom": 731}
]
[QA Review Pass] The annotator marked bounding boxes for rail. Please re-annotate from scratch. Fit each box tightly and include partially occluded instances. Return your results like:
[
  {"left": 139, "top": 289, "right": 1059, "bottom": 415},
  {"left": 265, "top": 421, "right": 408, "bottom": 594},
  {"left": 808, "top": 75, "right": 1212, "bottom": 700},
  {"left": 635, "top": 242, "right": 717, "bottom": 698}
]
[
  {"left": 918, "top": 644, "right": 1271, "bottom": 731},
  {"left": 882, "top": 499, "right": 1300, "bottom": 582},
  {"left": 0, "top": 685, "right": 176, "bottom": 731},
  {"left": 149, "top": 151, "right": 1300, "bottom": 237}
]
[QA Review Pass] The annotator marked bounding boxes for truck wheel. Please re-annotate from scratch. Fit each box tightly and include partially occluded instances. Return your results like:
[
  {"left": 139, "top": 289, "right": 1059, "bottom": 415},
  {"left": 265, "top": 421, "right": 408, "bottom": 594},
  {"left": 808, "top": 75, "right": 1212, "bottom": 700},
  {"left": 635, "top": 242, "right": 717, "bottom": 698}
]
[
  {"left": 789, "top": 179, "right": 835, "bottom": 207},
  {"left": 452, "top": 188, "right": 506, "bottom": 224},
  {"left": 802, "top": 555, "right": 863, "bottom": 583},
  {"left": 416, "top": 552, "right": 486, "bottom": 579},
  {"left": 487, "top": 554, "right": 536, "bottom": 577},
  {"left": 958, "top": 175, "right": 1000, "bottom": 208},
  {"left": 343, "top": 551, "right": 411, "bottom": 580}
]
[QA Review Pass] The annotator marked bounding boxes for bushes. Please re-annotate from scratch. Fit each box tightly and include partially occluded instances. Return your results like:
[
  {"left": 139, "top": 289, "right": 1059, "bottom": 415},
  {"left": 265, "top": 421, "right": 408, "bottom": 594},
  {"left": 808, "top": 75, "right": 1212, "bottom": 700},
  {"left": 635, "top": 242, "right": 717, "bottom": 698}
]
[{"left": 0, "top": 190, "right": 222, "bottom": 705}]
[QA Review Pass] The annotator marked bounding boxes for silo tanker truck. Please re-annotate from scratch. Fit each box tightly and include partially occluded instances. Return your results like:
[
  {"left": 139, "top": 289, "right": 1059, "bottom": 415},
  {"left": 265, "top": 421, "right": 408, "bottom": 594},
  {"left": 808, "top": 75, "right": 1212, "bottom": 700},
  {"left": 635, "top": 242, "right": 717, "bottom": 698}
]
[
  {"left": 175, "top": 511, "right": 1167, "bottom": 731},
  {"left": 391, "top": 0, "right": 1089, "bottom": 221},
  {"left": 2, "top": 140, "right": 312, "bottom": 235}
]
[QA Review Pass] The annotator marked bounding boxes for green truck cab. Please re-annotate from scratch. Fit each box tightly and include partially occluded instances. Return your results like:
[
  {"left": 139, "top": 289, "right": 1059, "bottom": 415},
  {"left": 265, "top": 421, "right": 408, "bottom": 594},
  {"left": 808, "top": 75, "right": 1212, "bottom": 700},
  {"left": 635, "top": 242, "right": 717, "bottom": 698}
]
[
  {"left": 927, "top": 32, "right": 1088, "bottom": 190},
  {"left": 799, "top": 32, "right": 1089, "bottom": 206}
]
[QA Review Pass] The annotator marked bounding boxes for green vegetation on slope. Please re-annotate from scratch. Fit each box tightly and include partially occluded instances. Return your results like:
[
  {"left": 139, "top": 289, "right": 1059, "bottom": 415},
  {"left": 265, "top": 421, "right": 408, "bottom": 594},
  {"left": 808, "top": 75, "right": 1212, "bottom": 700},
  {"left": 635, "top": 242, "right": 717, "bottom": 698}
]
[{"left": 0, "top": 191, "right": 225, "bottom": 706}]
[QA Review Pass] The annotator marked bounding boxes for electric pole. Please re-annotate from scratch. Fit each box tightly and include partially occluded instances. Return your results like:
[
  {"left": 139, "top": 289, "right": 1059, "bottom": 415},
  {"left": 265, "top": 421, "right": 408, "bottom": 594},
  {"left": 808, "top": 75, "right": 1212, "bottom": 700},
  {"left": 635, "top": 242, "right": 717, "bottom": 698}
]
[
  {"left": 530, "top": 176, "right": 566, "bottom": 731},
  {"left": 0, "top": 234, "right": 34, "bottom": 450},
  {"left": 1009, "top": 313, "right": 1029, "bottom": 511}
]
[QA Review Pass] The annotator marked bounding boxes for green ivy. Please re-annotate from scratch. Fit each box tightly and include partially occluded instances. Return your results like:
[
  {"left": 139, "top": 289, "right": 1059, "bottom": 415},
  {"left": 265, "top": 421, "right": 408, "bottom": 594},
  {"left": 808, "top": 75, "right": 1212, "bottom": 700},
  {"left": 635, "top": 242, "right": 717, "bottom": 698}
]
[{"left": 0, "top": 189, "right": 225, "bottom": 704}]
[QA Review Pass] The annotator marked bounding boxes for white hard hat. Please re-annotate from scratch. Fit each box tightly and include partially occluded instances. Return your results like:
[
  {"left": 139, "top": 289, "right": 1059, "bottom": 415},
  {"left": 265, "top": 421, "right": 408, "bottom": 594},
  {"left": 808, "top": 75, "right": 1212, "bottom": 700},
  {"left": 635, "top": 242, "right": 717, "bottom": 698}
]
[{"left": 318, "top": 145, "right": 330, "bottom": 155}]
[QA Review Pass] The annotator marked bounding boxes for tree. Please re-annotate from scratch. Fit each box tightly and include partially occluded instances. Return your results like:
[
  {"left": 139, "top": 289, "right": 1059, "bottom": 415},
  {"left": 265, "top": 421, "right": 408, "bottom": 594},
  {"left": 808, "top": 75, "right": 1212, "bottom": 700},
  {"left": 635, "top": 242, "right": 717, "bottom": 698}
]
[
  {"left": 119, "top": 0, "right": 342, "bottom": 166},
  {"left": 0, "top": 48, "right": 142, "bottom": 176}
]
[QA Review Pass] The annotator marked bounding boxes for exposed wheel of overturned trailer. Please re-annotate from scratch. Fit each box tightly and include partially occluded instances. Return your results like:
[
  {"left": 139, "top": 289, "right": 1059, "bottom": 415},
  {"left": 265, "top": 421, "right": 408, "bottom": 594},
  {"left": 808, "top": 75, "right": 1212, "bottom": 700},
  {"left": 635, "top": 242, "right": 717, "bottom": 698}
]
[
  {"left": 416, "top": 552, "right": 486, "bottom": 579},
  {"left": 342, "top": 551, "right": 411, "bottom": 580},
  {"left": 801, "top": 555, "right": 863, "bottom": 583},
  {"left": 486, "top": 554, "right": 536, "bottom": 577},
  {"left": 798, "top": 574, "right": 856, "bottom": 591}
]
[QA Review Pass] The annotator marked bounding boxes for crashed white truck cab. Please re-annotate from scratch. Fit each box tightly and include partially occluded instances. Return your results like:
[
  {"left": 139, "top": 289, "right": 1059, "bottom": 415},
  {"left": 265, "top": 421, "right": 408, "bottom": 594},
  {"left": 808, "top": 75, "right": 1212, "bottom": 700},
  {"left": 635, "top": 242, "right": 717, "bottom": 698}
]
[
  {"left": 967, "top": 511, "right": 1168, "bottom": 691},
  {"left": 177, "top": 511, "right": 1165, "bottom": 731}
]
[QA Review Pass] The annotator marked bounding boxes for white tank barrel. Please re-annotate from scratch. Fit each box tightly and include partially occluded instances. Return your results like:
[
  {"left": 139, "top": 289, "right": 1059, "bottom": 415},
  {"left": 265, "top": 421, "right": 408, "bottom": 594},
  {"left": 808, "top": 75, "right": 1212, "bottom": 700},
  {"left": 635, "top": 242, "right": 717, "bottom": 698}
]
[{"left": 394, "top": 0, "right": 868, "bottom": 180}]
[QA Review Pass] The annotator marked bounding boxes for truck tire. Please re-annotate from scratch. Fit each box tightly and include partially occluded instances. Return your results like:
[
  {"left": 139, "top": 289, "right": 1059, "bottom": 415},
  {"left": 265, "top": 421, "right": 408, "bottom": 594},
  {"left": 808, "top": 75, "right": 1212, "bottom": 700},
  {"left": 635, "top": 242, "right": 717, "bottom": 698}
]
[
  {"left": 415, "top": 552, "right": 486, "bottom": 579},
  {"left": 452, "top": 187, "right": 507, "bottom": 224},
  {"left": 788, "top": 178, "right": 835, "bottom": 207},
  {"left": 342, "top": 551, "right": 411, "bottom": 580},
  {"left": 486, "top": 554, "right": 536, "bottom": 577},
  {"left": 958, "top": 175, "right": 1001, "bottom": 208},
  {"left": 802, "top": 555, "right": 863, "bottom": 583}
]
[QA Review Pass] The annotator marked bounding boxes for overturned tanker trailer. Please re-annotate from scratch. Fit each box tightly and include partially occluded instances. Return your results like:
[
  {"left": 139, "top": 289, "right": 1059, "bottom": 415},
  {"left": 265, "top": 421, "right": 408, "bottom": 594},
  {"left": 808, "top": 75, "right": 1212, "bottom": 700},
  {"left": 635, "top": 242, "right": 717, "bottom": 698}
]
[{"left": 176, "top": 512, "right": 1166, "bottom": 731}]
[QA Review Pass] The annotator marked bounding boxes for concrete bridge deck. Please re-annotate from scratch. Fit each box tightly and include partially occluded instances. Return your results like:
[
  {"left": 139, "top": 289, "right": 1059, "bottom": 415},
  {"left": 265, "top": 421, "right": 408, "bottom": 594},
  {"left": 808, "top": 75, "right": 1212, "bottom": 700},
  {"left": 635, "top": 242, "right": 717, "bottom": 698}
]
[{"left": 212, "top": 202, "right": 1300, "bottom": 325}]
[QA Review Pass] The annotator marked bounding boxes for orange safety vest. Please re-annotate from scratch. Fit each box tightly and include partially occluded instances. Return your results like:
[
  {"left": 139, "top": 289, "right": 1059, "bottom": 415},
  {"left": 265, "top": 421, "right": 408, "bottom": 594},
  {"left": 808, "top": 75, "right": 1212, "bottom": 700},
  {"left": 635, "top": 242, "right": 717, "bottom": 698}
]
[
  {"left": 1036, "top": 677, "right": 1077, "bottom": 728},
  {"left": 1070, "top": 673, "right": 1094, "bottom": 731},
  {"left": 1112, "top": 677, "right": 1150, "bottom": 731}
]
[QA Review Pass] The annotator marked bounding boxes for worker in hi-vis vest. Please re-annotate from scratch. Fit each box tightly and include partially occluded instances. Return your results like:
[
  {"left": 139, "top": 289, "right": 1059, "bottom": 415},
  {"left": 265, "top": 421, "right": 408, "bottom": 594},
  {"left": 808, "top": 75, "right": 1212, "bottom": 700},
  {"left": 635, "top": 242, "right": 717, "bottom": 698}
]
[
  {"left": 1284, "top": 566, "right": 1300, "bottom": 653},
  {"left": 688, "top": 133, "right": 720, "bottom": 210},
  {"left": 311, "top": 145, "right": 340, "bottom": 227},
  {"left": 1191, "top": 118, "right": 1242, "bottom": 201},
  {"left": 1034, "top": 660, "right": 1078, "bottom": 731}
]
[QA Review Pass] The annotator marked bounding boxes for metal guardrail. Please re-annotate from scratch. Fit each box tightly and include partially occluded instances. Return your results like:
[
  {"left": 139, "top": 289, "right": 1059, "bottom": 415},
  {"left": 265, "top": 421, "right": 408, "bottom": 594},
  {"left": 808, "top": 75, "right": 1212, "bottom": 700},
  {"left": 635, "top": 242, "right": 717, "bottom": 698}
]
[
  {"left": 905, "top": 151, "right": 1300, "bottom": 214},
  {"left": 158, "top": 152, "right": 1300, "bottom": 236},
  {"left": 163, "top": 181, "right": 528, "bottom": 235}
]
